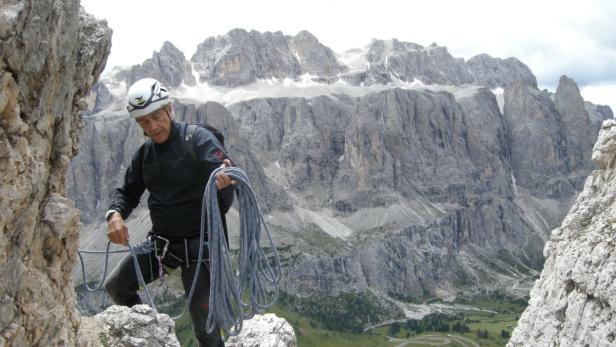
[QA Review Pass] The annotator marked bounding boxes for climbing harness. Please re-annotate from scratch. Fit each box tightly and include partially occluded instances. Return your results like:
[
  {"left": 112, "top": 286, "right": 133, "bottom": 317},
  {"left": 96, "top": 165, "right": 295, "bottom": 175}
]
[{"left": 151, "top": 234, "right": 170, "bottom": 283}]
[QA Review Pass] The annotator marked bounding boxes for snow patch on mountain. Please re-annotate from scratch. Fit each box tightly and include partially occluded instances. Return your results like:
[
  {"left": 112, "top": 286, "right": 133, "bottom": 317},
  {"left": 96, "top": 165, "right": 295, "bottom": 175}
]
[
  {"left": 338, "top": 47, "right": 369, "bottom": 72},
  {"left": 168, "top": 73, "right": 482, "bottom": 107},
  {"left": 492, "top": 87, "right": 504, "bottom": 114}
]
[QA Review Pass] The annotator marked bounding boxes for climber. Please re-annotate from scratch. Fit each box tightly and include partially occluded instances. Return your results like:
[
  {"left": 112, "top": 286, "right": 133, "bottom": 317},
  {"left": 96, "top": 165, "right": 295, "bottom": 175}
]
[{"left": 103, "top": 77, "right": 234, "bottom": 347}]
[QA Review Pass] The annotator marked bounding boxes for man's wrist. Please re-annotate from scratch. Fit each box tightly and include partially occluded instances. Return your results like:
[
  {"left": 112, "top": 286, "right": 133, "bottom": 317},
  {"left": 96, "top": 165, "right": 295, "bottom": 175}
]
[{"left": 105, "top": 210, "right": 119, "bottom": 222}]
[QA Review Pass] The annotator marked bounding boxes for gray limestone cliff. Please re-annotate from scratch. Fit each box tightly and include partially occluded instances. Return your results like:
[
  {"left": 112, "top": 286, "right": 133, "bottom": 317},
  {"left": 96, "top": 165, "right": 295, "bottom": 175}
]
[
  {"left": 191, "top": 29, "right": 345, "bottom": 87},
  {"left": 508, "top": 120, "right": 616, "bottom": 347},
  {"left": 343, "top": 40, "right": 474, "bottom": 86},
  {"left": 118, "top": 41, "right": 196, "bottom": 88},
  {"left": 111, "top": 28, "right": 540, "bottom": 91},
  {"left": 341, "top": 41, "right": 537, "bottom": 89},
  {"left": 504, "top": 82, "right": 574, "bottom": 198},
  {"left": 0, "top": 1, "right": 111, "bottom": 346},
  {"left": 467, "top": 53, "right": 537, "bottom": 88}
]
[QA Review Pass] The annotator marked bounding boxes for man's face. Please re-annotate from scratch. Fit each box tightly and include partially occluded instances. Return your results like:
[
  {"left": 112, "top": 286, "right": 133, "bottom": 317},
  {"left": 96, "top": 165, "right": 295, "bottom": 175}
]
[{"left": 136, "top": 106, "right": 172, "bottom": 143}]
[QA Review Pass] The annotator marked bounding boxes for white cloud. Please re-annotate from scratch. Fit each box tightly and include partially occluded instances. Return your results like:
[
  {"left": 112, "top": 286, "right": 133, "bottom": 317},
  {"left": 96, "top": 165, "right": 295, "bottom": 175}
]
[{"left": 581, "top": 83, "right": 616, "bottom": 113}]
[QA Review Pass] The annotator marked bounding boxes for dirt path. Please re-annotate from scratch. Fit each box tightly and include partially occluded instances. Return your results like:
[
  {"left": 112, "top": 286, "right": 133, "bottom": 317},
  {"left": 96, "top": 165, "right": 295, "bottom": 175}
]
[{"left": 390, "top": 334, "right": 480, "bottom": 347}]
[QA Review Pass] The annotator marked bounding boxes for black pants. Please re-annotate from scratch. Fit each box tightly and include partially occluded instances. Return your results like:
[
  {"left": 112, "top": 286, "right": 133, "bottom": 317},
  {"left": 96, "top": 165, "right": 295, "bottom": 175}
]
[{"left": 104, "top": 236, "right": 224, "bottom": 347}]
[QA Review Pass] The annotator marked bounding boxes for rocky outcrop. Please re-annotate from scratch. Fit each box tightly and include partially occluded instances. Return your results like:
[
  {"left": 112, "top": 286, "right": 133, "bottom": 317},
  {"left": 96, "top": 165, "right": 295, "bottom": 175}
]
[
  {"left": 587, "top": 102, "right": 615, "bottom": 133},
  {"left": 340, "top": 41, "right": 538, "bottom": 89},
  {"left": 76, "top": 305, "right": 179, "bottom": 347},
  {"left": 191, "top": 29, "right": 344, "bottom": 87},
  {"left": 229, "top": 95, "right": 354, "bottom": 206},
  {"left": 555, "top": 75, "right": 595, "bottom": 173},
  {"left": 509, "top": 120, "right": 616, "bottom": 346},
  {"left": 192, "top": 29, "right": 297, "bottom": 87},
  {"left": 0, "top": 1, "right": 111, "bottom": 346},
  {"left": 227, "top": 314, "right": 297, "bottom": 347},
  {"left": 289, "top": 30, "right": 346, "bottom": 78},
  {"left": 89, "top": 82, "right": 115, "bottom": 114},
  {"left": 342, "top": 40, "right": 475, "bottom": 86},
  {"left": 118, "top": 41, "right": 196, "bottom": 88},
  {"left": 467, "top": 53, "right": 537, "bottom": 88},
  {"left": 503, "top": 81, "right": 573, "bottom": 198}
]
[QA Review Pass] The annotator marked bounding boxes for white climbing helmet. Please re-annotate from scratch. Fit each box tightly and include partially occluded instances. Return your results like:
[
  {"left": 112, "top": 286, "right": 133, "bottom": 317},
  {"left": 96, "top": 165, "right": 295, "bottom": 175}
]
[{"left": 126, "top": 78, "right": 170, "bottom": 118}]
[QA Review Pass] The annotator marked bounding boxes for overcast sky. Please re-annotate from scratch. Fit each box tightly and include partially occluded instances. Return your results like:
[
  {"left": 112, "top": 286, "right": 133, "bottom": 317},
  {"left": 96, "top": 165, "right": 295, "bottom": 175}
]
[{"left": 81, "top": 0, "right": 616, "bottom": 111}]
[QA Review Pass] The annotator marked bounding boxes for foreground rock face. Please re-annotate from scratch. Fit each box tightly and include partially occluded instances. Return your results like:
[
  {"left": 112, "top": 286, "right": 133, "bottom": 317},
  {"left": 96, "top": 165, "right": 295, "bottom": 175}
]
[
  {"left": 0, "top": 0, "right": 111, "bottom": 346},
  {"left": 77, "top": 305, "right": 180, "bottom": 347},
  {"left": 76, "top": 307, "right": 296, "bottom": 347},
  {"left": 227, "top": 314, "right": 297, "bottom": 347},
  {"left": 509, "top": 120, "right": 616, "bottom": 346}
]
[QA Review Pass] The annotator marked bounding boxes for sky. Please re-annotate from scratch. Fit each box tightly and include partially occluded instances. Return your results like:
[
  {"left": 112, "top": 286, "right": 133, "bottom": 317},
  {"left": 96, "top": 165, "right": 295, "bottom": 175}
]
[{"left": 81, "top": 0, "right": 616, "bottom": 112}]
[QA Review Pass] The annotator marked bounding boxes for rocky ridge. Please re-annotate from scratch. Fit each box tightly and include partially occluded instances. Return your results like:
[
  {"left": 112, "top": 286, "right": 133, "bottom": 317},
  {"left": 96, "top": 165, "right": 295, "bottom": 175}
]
[
  {"left": 508, "top": 120, "right": 616, "bottom": 346},
  {"left": 105, "top": 29, "right": 537, "bottom": 91}
]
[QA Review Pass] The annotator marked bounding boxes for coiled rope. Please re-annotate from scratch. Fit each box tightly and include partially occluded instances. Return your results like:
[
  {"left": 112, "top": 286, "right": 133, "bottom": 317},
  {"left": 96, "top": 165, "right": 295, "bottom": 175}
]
[
  {"left": 203, "top": 166, "right": 281, "bottom": 337},
  {"left": 76, "top": 166, "right": 281, "bottom": 337}
]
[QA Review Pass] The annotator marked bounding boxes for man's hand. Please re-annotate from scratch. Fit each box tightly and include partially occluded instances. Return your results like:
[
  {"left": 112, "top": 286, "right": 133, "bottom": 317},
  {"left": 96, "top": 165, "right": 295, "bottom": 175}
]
[
  {"left": 215, "top": 159, "right": 236, "bottom": 190},
  {"left": 107, "top": 212, "right": 129, "bottom": 246}
]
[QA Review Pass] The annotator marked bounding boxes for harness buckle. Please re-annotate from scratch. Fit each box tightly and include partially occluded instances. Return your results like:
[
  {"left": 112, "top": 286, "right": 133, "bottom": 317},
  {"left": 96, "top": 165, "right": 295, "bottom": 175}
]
[{"left": 149, "top": 235, "right": 170, "bottom": 282}]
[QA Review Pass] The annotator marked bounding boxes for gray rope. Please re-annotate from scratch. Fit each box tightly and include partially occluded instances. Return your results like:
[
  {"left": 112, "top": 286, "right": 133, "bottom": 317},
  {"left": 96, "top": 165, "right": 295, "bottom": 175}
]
[
  {"left": 77, "top": 241, "right": 128, "bottom": 292},
  {"left": 77, "top": 242, "right": 158, "bottom": 314},
  {"left": 203, "top": 166, "right": 281, "bottom": 337},
  {"left": 77, "top": 239, "right": 198, "bottom": 319}
]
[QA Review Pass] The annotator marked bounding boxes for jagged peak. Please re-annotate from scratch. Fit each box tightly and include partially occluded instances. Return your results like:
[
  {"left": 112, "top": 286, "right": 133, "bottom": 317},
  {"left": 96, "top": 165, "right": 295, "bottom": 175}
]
[
  {"left": 368, "top": 38, "right": 425, "bottom": 52},
  {"left": 467, "top": 52, "right": 494, "bottom": 62},
  {"left": 556, "top": 74, "right": 579, "bottom": 88},
  {"left": 159, "top": 41, "right": 182, "bottom": 55},
  {"left": 294, "top": 30, "right": 318, "bottom": 41},
  {"left": 555, "top": 75, "right": 583, "bottom": 100},
  {"left": 226, "top": 27, "right": 249, "bottom": 37},
  {"left": 468, "top": 53, "right": 532, "bottom": 70}
]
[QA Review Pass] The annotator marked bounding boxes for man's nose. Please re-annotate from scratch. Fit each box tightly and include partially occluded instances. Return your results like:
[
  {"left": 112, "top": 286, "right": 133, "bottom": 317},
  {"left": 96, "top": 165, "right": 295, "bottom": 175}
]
[{"left": 143, "top": 122, "right": 156, "bottom": 133}]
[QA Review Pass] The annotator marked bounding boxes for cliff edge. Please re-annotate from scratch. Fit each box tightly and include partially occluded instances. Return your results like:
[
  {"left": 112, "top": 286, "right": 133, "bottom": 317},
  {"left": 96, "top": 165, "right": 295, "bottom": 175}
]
[{"left": 509, "top": 120, "right": 616, "bottom": 346}]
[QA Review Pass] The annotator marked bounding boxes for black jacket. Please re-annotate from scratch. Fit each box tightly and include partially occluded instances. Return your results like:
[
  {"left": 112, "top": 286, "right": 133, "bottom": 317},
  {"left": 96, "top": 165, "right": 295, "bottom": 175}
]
[{"left": 109, "top": 120, "right": 234, "bottom": 240}]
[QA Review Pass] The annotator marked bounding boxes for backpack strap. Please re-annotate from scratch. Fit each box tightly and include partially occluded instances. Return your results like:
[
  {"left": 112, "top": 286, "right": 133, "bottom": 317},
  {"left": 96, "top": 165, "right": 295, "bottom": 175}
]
[
  {"left": 140, "top": 139, "right": 152, "bottom": 175},
  {"left": 183, "top": 123, "right": 226, "bottom": 164},
  {"left": 183, "top": 123, "right": 200, "bottom": 164},
  {"left": 183, "top": 123, "right": 230, "bottom": 243}
]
